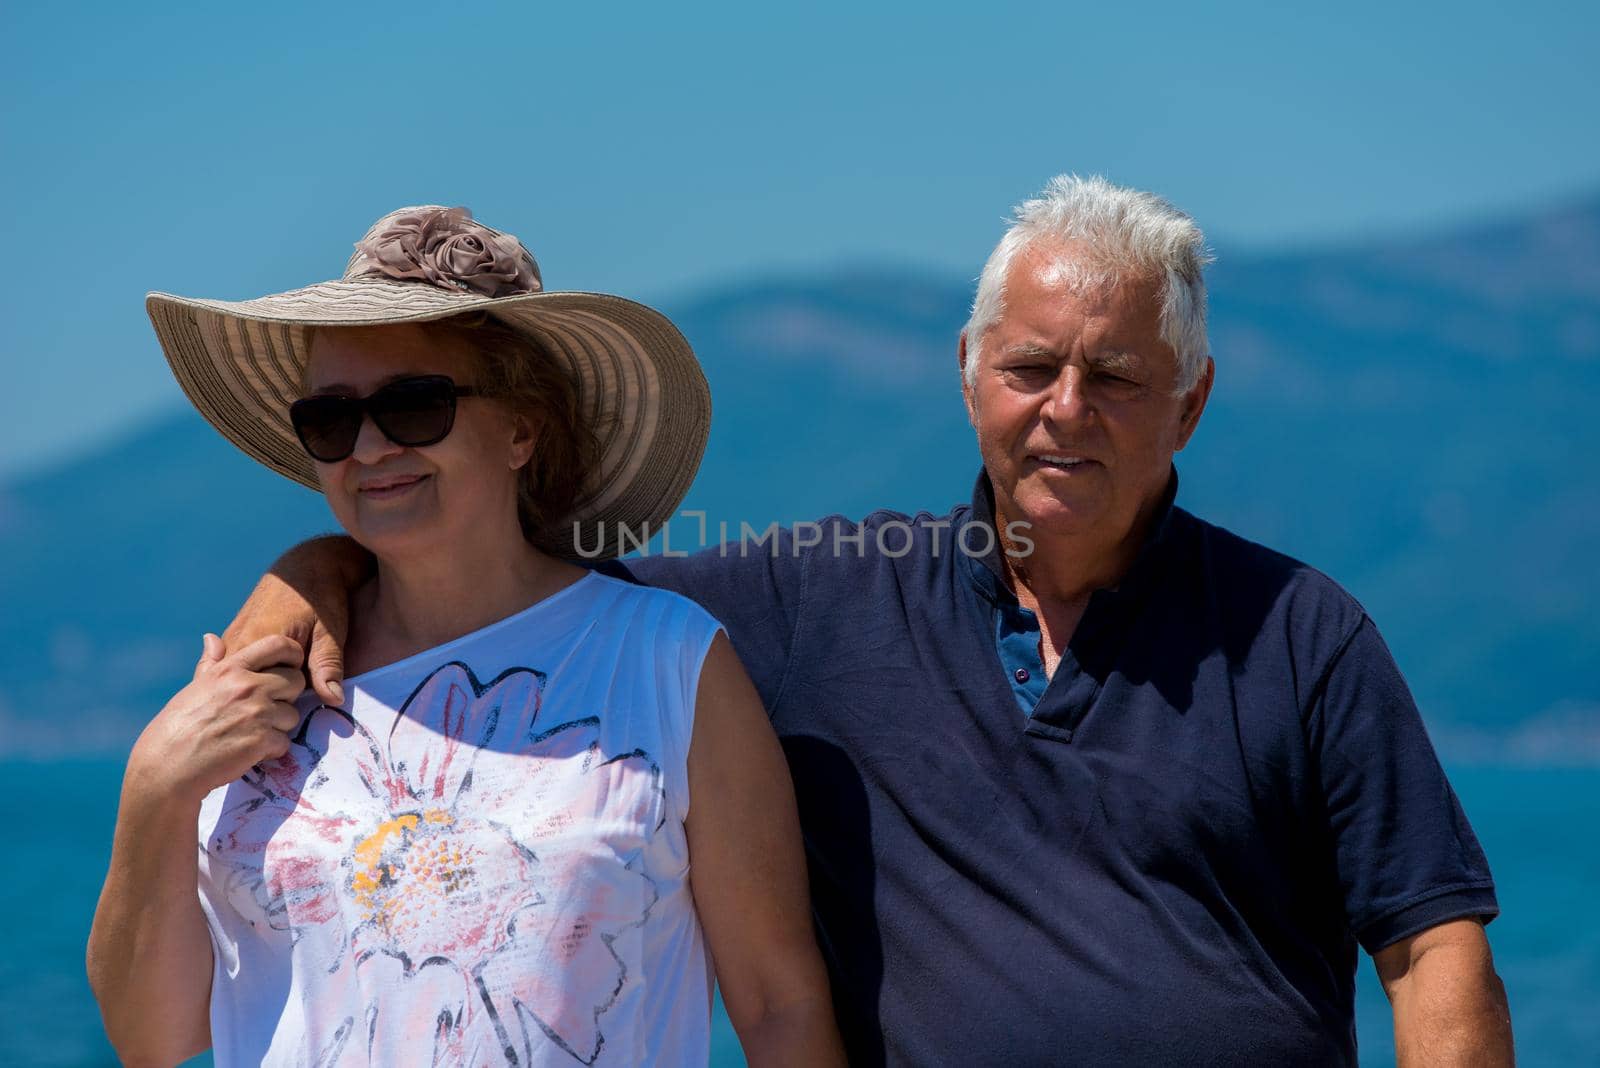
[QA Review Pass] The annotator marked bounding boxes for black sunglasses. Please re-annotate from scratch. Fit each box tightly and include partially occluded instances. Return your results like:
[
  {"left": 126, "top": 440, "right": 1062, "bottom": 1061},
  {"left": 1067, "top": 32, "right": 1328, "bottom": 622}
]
[{"left": 289, "top": 375, "right": 480, "bottom": 463}]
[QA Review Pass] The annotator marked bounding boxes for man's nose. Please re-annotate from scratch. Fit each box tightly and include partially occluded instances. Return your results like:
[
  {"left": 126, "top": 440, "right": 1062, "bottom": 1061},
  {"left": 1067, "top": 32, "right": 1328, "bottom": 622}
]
[
  {"left": 350, "top": 413, "right": 402, "bottom": 465},
  {"left": 1042, "top": 365, "right": 1095, "bottom": 427}
]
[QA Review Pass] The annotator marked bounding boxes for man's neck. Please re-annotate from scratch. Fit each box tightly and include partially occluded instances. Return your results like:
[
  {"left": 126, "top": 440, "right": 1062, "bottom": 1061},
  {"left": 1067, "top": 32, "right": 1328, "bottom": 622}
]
[
  {"left": 994, "top": 488, "right": 1168, "bottom": 675},
  {"left": 997, "top": 504, "right": 1156, "bottom": 609}
]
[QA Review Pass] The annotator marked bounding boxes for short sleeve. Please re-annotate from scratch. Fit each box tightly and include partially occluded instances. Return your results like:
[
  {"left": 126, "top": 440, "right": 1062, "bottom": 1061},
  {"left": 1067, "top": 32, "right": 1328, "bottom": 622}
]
[
  {"left": 677, "top": 603, "right": 726, "bottom": 725},
  {"left": 597, "top": 529, "right": 809, "bottom": 715},
  {"left": 657, "top": 598, "right": 726, "bottom": 826},
  {"left": 1306, "top": 615, "right": 1499, "bottom": 953}
]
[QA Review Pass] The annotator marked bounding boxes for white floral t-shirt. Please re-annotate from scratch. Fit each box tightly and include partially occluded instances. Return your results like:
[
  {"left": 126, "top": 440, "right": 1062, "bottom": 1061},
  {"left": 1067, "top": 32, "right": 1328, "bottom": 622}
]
[{"left": 196, "top": 573, "right": 722, "bottom": 1067}]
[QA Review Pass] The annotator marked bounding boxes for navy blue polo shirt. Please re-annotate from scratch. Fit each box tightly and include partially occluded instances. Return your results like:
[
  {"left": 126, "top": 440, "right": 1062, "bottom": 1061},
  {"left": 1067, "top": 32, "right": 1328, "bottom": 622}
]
[{"left": 608, "top": 467, "right": 1496, "bottom": 1066}]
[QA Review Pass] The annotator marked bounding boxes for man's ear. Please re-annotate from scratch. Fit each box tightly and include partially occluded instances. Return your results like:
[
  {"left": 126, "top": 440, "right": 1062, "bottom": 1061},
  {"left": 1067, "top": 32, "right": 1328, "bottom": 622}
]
[
  {"left": 958, "top": 331, "right": 978, "bottom": 427},
  {"left": 1174, "top": 357, "right": 1215, "bottom": 451}
]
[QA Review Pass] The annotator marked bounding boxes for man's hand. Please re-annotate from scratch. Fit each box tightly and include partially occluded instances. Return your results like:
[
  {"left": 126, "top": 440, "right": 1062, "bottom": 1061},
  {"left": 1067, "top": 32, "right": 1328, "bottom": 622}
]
[
  {"left": 1374, "top": 918, "right": 1514, "bottom": 1066},
  {"left": 222, "top": 534, "right": 371, "bottom": 707}
]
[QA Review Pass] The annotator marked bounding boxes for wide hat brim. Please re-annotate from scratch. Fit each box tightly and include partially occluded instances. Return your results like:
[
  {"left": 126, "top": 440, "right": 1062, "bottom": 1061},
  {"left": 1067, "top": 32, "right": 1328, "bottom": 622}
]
[{"left": 147, "top": 276, "right": 709, "bottom": 561}]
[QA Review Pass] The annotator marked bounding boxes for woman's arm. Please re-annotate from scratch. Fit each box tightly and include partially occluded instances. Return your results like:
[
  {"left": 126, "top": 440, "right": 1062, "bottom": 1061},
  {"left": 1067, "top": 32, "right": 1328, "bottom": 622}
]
[
  {"left": 87, "top": 634, "right": 306, "bottom": 1066},
  {"left": 89, "top": 770, "right": 215, "bottom": 1067},
  {"left": 685, "top": 633, "right": 846, "bottom": 1067}
]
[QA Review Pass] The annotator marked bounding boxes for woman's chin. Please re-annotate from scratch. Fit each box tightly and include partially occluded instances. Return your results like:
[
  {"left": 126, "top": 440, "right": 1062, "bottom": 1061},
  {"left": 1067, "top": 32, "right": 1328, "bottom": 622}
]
[{"left": 338, "top": 508, "right": 447, "bottom": 559}]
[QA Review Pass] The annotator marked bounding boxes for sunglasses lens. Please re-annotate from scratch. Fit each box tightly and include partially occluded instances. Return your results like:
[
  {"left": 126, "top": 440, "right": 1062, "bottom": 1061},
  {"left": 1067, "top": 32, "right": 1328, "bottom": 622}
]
[
  {"left": 289, "top": 376, "right": 461, "bottom": 462},
  {"left": 369, "top": 376, "right": 458, "bottom": 447},
  {"left": 290, "top": 396, "right": 362, "bottom": 462}
]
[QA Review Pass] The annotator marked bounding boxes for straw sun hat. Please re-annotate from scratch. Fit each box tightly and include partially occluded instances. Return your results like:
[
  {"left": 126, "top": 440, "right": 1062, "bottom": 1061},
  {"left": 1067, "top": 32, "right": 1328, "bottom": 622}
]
[{"left": 147, "top": 205, "right": 710, "bottom": 560}]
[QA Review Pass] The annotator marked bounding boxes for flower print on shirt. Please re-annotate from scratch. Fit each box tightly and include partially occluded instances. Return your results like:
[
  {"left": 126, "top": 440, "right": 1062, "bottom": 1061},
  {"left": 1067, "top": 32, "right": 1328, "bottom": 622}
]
[{"left": 203, "top": 660, "right": 664, "bottom": 1066}]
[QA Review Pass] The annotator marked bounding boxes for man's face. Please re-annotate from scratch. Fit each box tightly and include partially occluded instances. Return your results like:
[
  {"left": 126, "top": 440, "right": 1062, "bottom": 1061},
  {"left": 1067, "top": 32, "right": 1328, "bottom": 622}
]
[{"left": 961, "top": 243, "right": 1212, "bottom": 547}]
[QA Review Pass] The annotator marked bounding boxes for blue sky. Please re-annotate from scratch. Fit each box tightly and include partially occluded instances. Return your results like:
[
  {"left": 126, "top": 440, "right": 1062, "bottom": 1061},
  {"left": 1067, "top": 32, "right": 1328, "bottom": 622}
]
[{"left": 2, "top": 0, "right": 1597, "bottom": 477}]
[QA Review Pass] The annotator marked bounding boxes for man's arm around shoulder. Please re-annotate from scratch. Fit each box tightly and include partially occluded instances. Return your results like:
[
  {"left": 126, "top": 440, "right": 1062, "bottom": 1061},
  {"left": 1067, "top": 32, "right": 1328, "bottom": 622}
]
[{"left": 224, "top": 534, "right": 372, "bottom": 704}]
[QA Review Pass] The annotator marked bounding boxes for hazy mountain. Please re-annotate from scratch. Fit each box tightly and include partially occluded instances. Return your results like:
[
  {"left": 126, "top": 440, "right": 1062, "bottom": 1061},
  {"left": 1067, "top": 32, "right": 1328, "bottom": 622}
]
[{"left": 3, "top": 196, "right": 1596, "bottom": 758}]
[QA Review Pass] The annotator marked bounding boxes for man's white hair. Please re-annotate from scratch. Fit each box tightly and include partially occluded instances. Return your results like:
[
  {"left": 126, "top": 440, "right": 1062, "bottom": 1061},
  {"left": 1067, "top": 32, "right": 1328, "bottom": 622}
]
[{"left": 964, "top": 174, "right": 1213, "bottom": 391}]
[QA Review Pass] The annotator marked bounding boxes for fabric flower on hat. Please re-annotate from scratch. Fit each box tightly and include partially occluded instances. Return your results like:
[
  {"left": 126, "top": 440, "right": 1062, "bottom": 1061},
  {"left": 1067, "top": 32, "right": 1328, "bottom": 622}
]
[{"left": 354, "top": 206, "right": 543, "bottom": 298}]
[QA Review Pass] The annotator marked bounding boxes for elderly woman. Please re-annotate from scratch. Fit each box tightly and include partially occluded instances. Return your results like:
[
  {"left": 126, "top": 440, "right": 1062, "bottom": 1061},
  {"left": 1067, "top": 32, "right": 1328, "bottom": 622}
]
[{"left": 87, "top": 207, "right": 843, "bottom": 1067}]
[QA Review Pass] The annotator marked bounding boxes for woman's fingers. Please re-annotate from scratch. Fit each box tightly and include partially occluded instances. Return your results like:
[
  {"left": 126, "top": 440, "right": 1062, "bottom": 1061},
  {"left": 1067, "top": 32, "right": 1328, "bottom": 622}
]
[
  {"left": 196, "top": 633, "right": 226, "bottom": 671},
  {"left": 193, "top": 633, "right": 308, "bottom": 737},
  {"left": 261, "top": 664, "right": 308, "bottom": 703},
  {"left": 254, "top": 725, "right": 294, "bottom": 762},
  {"left": 265, "top": 699, "right": 304, "bottom": 735},
  {"left": 230, "top": 633, "right": 307, "bottom": 674}
]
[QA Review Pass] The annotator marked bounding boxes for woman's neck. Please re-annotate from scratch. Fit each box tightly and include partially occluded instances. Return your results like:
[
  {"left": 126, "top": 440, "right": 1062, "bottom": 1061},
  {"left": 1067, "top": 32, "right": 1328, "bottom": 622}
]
[{"left": 347, "top": 525, "right": 587, "bottom": 678}]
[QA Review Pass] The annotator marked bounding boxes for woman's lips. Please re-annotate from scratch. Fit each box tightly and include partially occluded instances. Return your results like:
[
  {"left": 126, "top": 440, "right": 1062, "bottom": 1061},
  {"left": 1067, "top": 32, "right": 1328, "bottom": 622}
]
[{"left": 357, "top": 473, "right": 430, "bottom": 499}]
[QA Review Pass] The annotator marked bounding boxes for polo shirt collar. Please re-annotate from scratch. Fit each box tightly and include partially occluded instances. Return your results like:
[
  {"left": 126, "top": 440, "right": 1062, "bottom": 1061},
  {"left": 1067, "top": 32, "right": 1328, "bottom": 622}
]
[{"left": 962, "top": 464, "right": 1182, "bottom": 609}]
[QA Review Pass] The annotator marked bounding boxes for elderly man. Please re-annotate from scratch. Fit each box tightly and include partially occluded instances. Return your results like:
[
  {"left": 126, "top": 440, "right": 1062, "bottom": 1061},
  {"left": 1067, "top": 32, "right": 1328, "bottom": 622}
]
[{"left": 226, "top": 176, "right": 1512, "bottom": 1064}]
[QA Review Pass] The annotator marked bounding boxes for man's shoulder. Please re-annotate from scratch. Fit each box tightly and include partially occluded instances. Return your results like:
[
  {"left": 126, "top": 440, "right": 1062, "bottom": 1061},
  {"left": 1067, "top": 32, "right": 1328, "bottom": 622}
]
[
  {"left": 596, "top": 499, "right": 973, "bottom": 611},
  {"left": 1177, "top": 507, "right": 1370, "bottom": 652},
  {"left": 788, "top": 501, "right": 982, "bottom": 582},
  {"left": 804, "top": 501, "right": 977, "bottom": 544}
]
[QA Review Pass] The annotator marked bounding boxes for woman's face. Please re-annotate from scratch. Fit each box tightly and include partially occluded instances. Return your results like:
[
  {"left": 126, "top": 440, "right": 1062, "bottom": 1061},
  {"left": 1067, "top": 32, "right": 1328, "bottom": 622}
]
[{"left": 302, "top": 323, "right": 535, "bottom": 558}]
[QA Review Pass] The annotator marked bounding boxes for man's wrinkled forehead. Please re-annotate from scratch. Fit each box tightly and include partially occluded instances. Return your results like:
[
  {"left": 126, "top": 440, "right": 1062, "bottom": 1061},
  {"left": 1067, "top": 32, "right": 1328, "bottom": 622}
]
[{"left": 996, "top": 243, "right": 1165, "bottom": 340}]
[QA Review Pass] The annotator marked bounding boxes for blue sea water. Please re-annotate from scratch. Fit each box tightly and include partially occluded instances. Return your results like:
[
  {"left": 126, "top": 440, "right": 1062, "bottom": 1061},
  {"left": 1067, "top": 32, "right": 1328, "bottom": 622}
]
[{"left": 5, "top": 760, "right": 1594, "bottom": 1066}]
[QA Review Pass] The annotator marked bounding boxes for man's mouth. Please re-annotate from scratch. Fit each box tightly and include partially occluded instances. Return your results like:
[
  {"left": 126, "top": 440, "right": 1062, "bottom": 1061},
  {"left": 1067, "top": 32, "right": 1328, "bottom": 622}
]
[{"left": 1030, "top": 453, "right": 1097, "bottom": 471}]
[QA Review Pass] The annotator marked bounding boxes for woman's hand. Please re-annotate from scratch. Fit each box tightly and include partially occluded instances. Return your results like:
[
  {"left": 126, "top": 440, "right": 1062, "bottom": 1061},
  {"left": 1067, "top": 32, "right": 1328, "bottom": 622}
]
[{"left": 127, "top": 633, "right": 307, "bottom": 808}]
